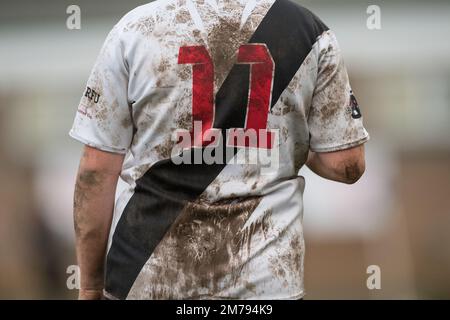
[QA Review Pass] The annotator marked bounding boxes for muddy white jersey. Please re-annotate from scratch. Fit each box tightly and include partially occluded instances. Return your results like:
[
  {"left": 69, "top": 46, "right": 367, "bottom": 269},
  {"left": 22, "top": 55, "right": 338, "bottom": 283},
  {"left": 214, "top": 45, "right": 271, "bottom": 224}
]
[{"left": 70, "top": 0, "right": 369, "bottom": 300}]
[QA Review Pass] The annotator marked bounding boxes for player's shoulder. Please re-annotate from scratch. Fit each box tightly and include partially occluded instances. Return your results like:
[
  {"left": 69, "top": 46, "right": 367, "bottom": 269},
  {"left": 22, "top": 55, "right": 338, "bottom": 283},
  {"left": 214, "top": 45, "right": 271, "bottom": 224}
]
[
  {"left": 120, "top": 0, "right": 170, "bottom": 21},
  {"left": 113, "top": 0, "right": 175, "bottom": 35},
  {"left": 261, "top": 0, "right": 329, "bottom": 49},
  {"left": 283, "top": 1, "right": 329, "bottom": 39}
]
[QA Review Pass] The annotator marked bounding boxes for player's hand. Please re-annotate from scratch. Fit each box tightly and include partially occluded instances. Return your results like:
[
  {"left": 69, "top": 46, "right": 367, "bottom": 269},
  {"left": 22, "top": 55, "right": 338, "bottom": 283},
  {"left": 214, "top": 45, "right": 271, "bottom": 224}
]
[{"left": 78, "top": 288, "right": 104, "bottom": 300}]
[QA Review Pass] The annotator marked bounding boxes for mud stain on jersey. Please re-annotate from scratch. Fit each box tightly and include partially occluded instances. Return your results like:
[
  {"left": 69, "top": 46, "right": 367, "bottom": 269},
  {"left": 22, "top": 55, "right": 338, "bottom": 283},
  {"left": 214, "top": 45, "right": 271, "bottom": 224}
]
[
  {"left": 318, "top": 69, "right": 345, "bottom": 123},
  {"left": 121, "top": 116, "right": 133, "bottom": 129},
  {"left": 157, "top": 58, "right": 172, "bottom": 74},
  {"left": 281, "top": 127, "right": 289, "bottom": 143},
  {"left": 175, "top": 10, "right": 190, "bottom": 24},
  {"left": 174, "top": 108, "right": 192, "bottom": 131},
  {"left": 126, "top": 16, "right": 156, "bottom": 38},
  {"left": 320, "top": 65, "right": 346, "bottom": 122},
  {"left": 176, "top": 64, "right": 191, "bottom": 82},
  {"left": 199, "top": 178, "right": 225, "bottom": 201},
  {"left": 131, "top": 163, "right": 152, "bottom": 181},
  {"left": 93, "top": 97, "right": 121, "bottom": 142},
  {"left": 207, "top": 18, "right": 243, "bottom": 89},
  {"left": 166, "top": 3, "right": 176, "bottom": 11},
  {"left": 238, "top": 208, "right": 272, "bottom": 253},
  {"left": 192, "top": 29, "right": 202, "bottom": 42},
  {"left": 344, "top": 125, "right": 360, "bottom": 143},
  {"left": 311, "top": 39, "right": 349, "bottom": 128},
  {"left": 205, "top": 0, "right": 265, "bottom": 91},
  {"left": 152, "top": 135, "right": 176, "bottom": 159},
  {"left": 309, "top": 68, "right": 348, "bottom": 135},
  {"left": 130, "top": 196, "right": 275, "bottom": 298},
  {"left": 83, "top": 62, "right": 124, "bottom": 142},
  {"left": 95, "top": 105, "right": 108, "bottom": 123},
  {"left": 272, "top": 95, "right": 297, "bottom": 116},
  {"left": 268, "top": 233, "right": 303, "bottom": 288}
]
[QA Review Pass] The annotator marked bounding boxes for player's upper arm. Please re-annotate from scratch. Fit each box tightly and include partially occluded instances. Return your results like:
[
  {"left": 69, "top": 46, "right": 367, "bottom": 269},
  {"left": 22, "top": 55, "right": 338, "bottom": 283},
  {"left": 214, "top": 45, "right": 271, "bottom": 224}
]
[{"left": 78, "top": 145, "right": 125, "bottom": 176}]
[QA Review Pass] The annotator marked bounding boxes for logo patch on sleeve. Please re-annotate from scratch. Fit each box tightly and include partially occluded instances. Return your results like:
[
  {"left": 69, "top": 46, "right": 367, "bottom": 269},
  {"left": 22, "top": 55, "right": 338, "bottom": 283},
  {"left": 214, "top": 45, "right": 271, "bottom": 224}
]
[
  {"left": 349, "top": 90, "right": 362, "bottom": 119},
  {"left": 84, "top": 86, "right": 101, "bottom": 104}
]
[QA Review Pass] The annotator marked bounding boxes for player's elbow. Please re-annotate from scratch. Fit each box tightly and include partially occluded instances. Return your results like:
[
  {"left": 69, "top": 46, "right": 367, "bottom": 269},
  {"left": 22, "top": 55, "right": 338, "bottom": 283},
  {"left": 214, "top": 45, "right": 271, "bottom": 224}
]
[
  {"left": 341, "top": 157, "right": 365, "bottom": 184},
  {"left": 307, "top": 145, "right": 367, "bottom": 184}
]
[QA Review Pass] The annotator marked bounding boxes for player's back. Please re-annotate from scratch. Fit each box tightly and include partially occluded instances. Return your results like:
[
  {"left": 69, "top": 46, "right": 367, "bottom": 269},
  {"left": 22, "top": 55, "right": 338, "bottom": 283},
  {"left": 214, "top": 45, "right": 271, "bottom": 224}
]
[{"left": 70, "top": 0, "right": 369, "bottom": 299}]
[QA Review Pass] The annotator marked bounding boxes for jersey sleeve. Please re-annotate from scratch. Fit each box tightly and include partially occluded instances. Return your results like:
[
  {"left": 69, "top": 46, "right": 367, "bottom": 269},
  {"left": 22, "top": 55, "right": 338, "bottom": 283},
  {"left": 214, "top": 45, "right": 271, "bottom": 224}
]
[
  {"left": 69, "top": 23, "right": 133, "bottom": 154},
  {"left": 307, "top": 30, "right": 369, "bottom": 153}
]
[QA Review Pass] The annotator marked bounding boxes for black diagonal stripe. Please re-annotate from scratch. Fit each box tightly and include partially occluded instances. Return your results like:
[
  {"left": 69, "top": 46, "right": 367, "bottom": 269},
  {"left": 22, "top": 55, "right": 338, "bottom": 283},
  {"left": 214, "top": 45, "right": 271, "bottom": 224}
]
[{"left": 105, "top": 0, "right": 329, "bottom": 299}]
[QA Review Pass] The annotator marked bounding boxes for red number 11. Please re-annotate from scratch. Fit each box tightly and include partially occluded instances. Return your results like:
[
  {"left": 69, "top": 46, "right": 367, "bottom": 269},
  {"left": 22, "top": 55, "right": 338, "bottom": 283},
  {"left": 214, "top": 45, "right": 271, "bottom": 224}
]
[{"left": 178, "top": 44, "right": 275, "bottom": 149}]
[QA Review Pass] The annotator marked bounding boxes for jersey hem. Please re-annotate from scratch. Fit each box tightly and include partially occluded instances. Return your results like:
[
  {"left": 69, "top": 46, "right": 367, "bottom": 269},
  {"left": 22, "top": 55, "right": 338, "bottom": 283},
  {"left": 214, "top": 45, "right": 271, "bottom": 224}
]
[
  {"left": 103, "top": 290, "right": 305, "bottom": 300},
  {"left": 69, "top": 130, "right": 128, "bottom": 155},
  {"left": 310, "top": 133, "right": 370, "bottom": 153}
]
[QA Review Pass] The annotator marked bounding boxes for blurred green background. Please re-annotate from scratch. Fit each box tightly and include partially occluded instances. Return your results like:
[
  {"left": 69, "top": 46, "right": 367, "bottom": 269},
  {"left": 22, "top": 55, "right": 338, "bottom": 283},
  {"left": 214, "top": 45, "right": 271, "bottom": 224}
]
[{"left": 0, "top": 0, "right": 449, "bottom": 299}]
